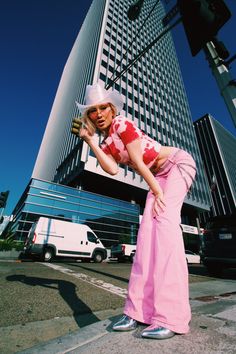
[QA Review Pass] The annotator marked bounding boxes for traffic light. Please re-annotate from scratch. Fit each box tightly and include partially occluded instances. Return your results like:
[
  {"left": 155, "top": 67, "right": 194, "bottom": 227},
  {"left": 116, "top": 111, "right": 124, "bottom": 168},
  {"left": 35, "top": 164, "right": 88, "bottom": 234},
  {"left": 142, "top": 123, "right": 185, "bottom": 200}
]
[
  {"left": 178, "top": 0, "right": 231, "bottom": 56},
  {"left": 0, "top": 191, "right": 9, "bottom": 208},
  {"left": 71, "top": 118, "right": 83, "bottom": 136}
]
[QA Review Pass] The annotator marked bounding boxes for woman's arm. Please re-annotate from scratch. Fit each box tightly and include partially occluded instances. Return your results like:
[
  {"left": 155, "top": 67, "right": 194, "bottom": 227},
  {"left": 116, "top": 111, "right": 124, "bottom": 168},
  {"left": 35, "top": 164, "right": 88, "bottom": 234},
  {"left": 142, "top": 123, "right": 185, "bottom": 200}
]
[
  {"left": 126, "top": 138, "right": 165, "bottom": 214},
  {"left": 79, "top": 127, "right": 119, "bottom": 175}
]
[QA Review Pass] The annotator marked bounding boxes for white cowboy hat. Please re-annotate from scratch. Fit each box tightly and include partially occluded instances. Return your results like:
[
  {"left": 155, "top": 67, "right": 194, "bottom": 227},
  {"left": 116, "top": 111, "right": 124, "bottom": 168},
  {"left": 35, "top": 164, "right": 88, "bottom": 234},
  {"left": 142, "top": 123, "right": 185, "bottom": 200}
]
[{"left": 76, "top": 83, "right": 124, "bottom": 113}]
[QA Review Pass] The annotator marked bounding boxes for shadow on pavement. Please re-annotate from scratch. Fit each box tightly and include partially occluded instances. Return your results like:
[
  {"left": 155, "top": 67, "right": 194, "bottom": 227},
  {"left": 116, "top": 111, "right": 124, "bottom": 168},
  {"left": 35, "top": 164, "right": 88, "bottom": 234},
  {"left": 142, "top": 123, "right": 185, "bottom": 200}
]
[{"left": 6, "top": 274, "right": 100, "bottom": 328}]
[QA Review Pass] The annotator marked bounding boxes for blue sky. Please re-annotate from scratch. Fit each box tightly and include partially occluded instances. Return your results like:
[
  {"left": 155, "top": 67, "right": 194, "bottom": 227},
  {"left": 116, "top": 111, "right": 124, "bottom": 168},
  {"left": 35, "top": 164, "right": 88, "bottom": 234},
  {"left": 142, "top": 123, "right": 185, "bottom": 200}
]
[{"left": 1, "top": 0, "right": 236, "bottom": 216}]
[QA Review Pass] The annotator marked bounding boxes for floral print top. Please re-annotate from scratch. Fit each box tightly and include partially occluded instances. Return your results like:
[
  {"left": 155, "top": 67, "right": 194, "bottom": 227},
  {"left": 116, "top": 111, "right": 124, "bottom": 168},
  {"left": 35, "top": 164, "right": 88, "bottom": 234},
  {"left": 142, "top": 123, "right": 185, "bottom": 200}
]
[{"left": 100, "top": 115, "right": 161, "bottom": 168}]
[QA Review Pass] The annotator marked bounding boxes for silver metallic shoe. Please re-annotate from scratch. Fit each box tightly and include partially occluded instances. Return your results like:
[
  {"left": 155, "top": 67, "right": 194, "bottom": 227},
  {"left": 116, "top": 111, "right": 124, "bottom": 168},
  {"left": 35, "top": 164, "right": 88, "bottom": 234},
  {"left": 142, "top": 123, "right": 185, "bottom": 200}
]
[
  {"left": 112, "top": 315, "right": 137, "bottom": 331},
  {"left": 141, "top": 325, "right": 175, "bottom": 339}
]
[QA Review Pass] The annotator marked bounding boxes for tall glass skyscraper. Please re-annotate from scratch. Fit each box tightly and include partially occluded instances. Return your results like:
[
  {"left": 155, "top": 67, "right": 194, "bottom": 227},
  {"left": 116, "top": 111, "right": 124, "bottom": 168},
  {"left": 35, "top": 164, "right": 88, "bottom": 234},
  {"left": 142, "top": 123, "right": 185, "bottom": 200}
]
[
  {"left": 32, "top": 0, "right": 210, "bottom": 223},
  {"left": 194, "top": 114, "right": 236, "bottom": 217}
]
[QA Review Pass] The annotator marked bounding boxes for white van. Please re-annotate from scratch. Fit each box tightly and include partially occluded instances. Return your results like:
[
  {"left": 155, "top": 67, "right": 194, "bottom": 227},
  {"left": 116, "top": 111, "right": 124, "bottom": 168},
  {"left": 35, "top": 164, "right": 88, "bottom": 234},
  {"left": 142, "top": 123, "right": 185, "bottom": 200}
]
[{"left": 24, "top": 217, "right": 107, "bottom": 263}]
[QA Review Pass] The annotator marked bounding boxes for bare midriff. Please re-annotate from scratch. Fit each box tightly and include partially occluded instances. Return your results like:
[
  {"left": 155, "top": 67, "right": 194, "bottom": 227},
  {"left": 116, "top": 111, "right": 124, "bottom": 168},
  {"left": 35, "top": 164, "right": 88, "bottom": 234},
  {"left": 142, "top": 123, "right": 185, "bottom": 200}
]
[{"left": 150, "top": 146, "right": 178, "bottom": 173}]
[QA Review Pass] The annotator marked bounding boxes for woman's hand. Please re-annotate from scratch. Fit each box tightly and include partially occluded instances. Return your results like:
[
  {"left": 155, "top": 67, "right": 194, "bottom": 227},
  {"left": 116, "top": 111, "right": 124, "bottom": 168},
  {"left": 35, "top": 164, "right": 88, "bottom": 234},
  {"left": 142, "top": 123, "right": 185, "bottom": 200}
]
[
  {"left": 79, "top": 126, "right": 93, "bottom": 143},
  {"left": 125, "top": 139, "right": 166, "bottom": 217},
  {"left": 152, "top": 190, "right": 166, "bottom": 218}
]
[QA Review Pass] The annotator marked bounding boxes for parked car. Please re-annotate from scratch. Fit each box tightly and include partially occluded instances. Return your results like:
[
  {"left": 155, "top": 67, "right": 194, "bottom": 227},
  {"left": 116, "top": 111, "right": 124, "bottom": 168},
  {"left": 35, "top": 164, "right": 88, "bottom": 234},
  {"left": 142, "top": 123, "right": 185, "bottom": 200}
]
[
  {"left": 185, "top": 250, "right": 200, "bottom": 264},
  {"left": 24, "top": 217, "right": 107, "bottom": 263},
  {"left": 201, "top": 214, "right": 236, "bottom": 275},
  {"left": 110, "top": 243, "right": 136, "bottom": 262}
]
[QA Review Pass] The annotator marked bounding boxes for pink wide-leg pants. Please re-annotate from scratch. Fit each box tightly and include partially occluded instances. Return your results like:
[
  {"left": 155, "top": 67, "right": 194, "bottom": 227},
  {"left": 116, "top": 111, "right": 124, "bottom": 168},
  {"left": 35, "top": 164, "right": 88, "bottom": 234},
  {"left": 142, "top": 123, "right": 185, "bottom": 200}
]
[{"left": 124, "top": 148, "right": 196, "bottom": 334}]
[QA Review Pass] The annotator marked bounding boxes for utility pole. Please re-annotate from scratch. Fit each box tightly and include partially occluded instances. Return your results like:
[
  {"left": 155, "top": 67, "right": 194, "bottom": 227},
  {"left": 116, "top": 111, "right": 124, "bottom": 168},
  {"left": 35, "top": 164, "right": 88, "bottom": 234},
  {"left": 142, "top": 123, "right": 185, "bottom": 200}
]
[{"left": 204, "top": 41, "right": 236, "bottom": 128}]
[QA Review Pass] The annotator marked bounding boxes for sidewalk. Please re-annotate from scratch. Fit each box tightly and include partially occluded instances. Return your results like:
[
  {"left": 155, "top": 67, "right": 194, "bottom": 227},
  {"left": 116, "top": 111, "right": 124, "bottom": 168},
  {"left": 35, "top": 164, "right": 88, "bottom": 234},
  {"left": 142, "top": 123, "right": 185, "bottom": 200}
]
[{"left": 19, "top": 278, "right": 236, "bottom": 354}]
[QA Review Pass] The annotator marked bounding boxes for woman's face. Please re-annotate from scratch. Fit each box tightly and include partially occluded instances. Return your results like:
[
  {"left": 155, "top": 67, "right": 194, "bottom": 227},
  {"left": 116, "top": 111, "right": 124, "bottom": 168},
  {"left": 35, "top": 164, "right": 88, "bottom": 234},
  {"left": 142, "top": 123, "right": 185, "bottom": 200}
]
[{"left": 87, "top": 103, "right": 114, "bottom": 133}]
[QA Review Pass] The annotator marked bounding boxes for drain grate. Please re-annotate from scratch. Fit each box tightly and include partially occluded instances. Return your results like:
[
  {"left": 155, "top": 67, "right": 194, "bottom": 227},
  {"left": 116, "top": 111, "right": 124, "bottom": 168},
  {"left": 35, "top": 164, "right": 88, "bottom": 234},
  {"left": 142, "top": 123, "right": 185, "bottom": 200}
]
[
  {"left": 194, "top": 295, "right": 219, "bottom": 302},
  {"left": 219, "top": 291, "right": 236, "bottom": 297}
]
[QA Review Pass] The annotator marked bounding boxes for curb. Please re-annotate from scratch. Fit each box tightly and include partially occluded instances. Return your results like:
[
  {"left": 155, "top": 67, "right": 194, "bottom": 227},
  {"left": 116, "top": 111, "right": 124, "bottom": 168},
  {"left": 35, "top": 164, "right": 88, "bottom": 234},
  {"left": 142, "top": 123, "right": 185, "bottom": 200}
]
[
  {"left": 18, "top": 318, "right": 113, "bottom": 354},
  {"left": 0, "top": 250, "right": 21, "bottom": 259}
]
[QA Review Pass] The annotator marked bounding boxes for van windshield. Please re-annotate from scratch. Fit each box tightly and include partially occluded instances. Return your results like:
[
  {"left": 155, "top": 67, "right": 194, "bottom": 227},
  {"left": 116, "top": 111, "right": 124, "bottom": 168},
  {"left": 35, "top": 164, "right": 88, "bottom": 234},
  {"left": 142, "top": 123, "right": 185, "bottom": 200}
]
[{"left": 87, "top": 232, "right": 98, "bottom": 243}]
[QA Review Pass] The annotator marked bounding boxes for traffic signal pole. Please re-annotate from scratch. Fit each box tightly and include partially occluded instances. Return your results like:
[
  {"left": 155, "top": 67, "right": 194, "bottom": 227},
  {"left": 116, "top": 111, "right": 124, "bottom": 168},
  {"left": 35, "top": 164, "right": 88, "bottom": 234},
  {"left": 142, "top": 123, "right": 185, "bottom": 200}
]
[
  {"left": 0, "top": 207, "right": 4, "bottom": 224},
  {"left": 204, "top": 41, "right": 236, "bottom": 128},
  {"left": 106, "top": 17, "right": 182, "bottom": 89}
]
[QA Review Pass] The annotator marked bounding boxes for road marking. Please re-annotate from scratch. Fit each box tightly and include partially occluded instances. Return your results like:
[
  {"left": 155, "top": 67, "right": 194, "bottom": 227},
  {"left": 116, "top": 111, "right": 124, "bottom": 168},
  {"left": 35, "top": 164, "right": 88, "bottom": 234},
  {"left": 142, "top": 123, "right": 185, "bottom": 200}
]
[{"left": 41, "top": 263, "right": 127, "bottom": 298}]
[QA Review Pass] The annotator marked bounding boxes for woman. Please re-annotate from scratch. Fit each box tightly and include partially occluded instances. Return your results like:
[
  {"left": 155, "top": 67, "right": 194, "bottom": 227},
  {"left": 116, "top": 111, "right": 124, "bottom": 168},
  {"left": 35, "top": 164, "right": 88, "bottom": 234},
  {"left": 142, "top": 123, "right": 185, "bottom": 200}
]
[{"left": 73, "top": 83, "right": 196, "bottom": 340}]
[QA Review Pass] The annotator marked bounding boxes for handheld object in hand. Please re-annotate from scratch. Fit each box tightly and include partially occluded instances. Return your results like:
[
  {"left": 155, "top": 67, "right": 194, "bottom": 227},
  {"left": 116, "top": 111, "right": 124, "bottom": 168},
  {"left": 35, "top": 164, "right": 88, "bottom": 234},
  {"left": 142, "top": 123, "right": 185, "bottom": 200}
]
[{"left": 71, "top": 118, "right": 86, "bottom": 135}]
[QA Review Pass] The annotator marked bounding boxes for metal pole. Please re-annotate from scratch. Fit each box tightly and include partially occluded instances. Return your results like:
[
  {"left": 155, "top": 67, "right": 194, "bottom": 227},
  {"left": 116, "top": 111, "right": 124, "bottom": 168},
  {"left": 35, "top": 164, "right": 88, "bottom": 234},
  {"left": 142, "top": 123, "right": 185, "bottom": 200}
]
[
  {"left": 204, "top": 42, "right": 236, "bottom": 129},
  {"left": 108, "top": 0, "right": 160, "bottom": 84},
  {"left": 0, "top": 206, "right": 5, "bottom": 218},
  {"left": 106, "top": 17, "right": 182, "bottom": 89}
]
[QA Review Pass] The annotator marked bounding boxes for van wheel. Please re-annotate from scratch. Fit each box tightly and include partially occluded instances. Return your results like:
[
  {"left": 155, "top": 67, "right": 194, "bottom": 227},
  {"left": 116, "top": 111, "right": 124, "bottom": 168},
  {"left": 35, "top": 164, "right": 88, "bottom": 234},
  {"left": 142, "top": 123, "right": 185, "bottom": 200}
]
[
  {"left": 93, "top": 252, "right": 103, "bottom": 263},
  {"left": 43, "top": 248, "right": 54, "bottom": 262}
]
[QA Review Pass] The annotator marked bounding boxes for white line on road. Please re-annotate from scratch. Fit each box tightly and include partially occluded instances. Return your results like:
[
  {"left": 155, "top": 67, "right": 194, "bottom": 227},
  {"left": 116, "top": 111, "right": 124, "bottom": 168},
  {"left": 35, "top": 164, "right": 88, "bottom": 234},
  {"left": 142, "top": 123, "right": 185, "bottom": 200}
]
[{"left": 41, "top": 262, "right": 127, "bottom": 298}]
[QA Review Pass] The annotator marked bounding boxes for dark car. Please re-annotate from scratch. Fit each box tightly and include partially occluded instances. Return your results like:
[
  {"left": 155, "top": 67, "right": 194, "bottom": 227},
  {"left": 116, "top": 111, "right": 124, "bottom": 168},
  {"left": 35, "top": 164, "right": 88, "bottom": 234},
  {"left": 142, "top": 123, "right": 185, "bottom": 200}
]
[{"left": 201, "top": 214, "right": 236, "bottom": 275}]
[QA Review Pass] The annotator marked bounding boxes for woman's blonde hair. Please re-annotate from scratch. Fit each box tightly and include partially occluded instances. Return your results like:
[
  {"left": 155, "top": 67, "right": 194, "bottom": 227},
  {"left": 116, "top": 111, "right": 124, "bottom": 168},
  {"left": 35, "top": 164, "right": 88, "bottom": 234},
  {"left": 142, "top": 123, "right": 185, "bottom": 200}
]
[{"left": 80, "top": 103, "right": 117, "bottom": 136}]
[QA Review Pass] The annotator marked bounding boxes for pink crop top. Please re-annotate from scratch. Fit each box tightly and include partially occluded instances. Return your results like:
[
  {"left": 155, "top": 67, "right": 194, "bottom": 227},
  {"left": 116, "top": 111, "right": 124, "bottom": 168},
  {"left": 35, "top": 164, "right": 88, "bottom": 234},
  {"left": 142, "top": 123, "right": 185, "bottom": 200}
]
[{"left": 100, "top": 115, "right": 162, "bottom": 168}]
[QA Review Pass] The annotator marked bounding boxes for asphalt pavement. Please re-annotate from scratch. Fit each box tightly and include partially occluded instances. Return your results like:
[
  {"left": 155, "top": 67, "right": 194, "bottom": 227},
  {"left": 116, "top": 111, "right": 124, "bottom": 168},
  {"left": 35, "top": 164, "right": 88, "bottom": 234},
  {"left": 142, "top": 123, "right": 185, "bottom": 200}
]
[
  {"left": 18, "top": 277, "right": 236, "bottom": 354},
  {"left": 1, "top": 256, "right": 236, "bottom": 354}
]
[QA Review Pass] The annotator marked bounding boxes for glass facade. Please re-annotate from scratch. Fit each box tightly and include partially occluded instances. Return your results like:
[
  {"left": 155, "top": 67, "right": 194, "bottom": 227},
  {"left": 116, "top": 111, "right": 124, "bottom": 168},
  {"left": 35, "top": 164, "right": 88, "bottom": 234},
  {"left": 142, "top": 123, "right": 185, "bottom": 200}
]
[
  {"left": 194, "top": 114, "right": 236, "bottom": 218},
  {"left": 7, "top": 179, "right": 140, "bottom": 247}
]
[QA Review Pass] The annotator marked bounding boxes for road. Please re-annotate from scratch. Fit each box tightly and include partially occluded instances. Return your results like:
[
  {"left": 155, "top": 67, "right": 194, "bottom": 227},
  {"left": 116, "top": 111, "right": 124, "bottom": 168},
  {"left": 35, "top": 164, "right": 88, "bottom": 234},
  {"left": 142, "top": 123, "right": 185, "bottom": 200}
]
[{"left": 0, "top": 259, "right": 236, "bottom": 353}]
